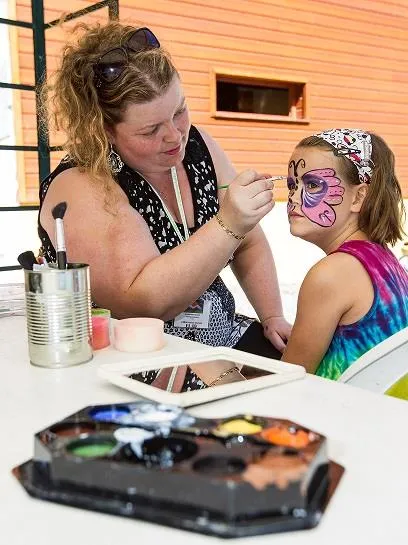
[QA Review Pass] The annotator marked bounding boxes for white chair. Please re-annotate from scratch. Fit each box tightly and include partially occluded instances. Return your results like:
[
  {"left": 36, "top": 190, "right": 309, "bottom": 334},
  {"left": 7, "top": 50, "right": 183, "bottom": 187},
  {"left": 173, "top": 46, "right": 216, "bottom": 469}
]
[{"left": 338, "top": 327, "right": 408, "bottom": 398}]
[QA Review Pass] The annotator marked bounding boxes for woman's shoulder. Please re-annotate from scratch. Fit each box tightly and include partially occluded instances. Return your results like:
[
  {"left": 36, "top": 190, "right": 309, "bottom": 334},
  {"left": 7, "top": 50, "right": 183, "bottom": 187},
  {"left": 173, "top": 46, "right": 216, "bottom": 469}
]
[
  {"left": 43, "top": 166, "right": 99, "bottom": 200},
  {"left": 41, "top": 165, "right": 128, "bottom": 216},
  {"left": 39, "top": 166, "right": 135, "bottom": 252},
  {"left": 40, "top": 155, "right": 75, "bottom": 183}
]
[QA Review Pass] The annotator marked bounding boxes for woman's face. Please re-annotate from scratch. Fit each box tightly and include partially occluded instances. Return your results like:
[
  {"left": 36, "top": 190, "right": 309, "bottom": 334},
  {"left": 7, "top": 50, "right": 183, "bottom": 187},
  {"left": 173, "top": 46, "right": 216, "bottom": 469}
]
[
  {"left": 286, "top": 146, "right": 360, "bottom": 247},
  {"left": 108, "top": 75, "right": 191, "bottom": 175}
]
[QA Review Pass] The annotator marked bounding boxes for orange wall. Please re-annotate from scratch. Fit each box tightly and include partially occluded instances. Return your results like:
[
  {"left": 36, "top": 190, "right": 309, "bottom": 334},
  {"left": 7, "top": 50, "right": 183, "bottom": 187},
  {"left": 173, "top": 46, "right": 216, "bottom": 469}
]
[{"left": 11, "top": 0, "right": 408, "bottom": 202}]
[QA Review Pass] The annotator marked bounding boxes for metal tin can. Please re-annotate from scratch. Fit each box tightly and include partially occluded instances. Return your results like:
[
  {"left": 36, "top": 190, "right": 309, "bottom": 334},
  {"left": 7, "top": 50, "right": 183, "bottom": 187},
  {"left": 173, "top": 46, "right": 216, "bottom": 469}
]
[{"left": 24, "top": 263, "right": 92, "bottom": 367}]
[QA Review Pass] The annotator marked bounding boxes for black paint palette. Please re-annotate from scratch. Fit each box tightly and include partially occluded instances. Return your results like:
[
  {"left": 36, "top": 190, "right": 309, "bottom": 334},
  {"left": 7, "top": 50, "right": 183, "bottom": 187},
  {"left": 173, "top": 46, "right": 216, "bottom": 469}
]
[{"left": 13, "top": 401, "right": 343, "bottom": 538}]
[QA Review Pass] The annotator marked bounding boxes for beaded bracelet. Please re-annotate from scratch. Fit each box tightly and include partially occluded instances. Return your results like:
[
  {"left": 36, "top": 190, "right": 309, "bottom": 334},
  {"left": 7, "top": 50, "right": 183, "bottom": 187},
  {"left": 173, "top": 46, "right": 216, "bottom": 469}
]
[
  {"left": 215, "top": 213, "right": 246, "bottom": 241},
  {"left": 209, "top": 366, "right": 240, "bottom": 387}
]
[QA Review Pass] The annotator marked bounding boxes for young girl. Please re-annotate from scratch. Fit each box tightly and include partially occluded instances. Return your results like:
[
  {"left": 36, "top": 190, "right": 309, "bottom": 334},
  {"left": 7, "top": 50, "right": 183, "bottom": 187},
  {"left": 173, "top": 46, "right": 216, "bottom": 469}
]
[{"left": 281, "top": 128, "right": 408, "bottom": 380}]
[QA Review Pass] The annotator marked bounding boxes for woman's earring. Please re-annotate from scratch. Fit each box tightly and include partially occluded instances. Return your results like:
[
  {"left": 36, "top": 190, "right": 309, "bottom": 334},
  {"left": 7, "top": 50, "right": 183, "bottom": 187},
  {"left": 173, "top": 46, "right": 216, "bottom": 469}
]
[{"left": 108, "top": 144, "right": 124, "bottom": 174}]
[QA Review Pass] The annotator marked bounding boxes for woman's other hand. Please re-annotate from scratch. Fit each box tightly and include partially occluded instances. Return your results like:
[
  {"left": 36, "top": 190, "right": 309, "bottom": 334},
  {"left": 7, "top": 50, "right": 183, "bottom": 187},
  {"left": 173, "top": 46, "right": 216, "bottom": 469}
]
[
  {"left": 262, "top": 315, "right": 292, "bottom": 352},
  {"left": 219, "top": 170, "right": 275, "bottom": 236}
]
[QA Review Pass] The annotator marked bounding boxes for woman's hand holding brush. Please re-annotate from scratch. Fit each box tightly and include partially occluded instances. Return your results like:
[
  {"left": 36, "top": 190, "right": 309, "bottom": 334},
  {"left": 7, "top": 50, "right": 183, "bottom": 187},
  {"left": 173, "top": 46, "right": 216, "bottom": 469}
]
[{"left": 216, "top": 170, "right": 277, "bottom": 238}]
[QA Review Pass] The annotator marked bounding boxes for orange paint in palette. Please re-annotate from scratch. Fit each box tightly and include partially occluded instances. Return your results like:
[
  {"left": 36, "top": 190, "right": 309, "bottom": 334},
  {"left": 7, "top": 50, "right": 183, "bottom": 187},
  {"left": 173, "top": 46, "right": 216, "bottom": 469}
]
[
  {"left": 260, "top": 426, "right": 314, "bottom": 449},
  {"left": 13, "top": 402, "right": 342, "bottom": 539}
]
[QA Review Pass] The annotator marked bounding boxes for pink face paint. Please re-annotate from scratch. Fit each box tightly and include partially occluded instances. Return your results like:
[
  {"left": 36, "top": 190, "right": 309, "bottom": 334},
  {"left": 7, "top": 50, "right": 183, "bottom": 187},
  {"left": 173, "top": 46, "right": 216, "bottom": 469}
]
[
  {"left": 300, "top": 169, "right": 344, "bottom": 227},
  {"left": 287, "top": 160, "right": 345, "bottom": 228}
]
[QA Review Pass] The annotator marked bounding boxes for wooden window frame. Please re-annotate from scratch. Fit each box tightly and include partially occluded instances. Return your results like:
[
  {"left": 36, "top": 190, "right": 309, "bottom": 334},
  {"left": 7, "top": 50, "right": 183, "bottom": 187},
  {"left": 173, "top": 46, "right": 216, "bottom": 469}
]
[{"left": 210, "top": 68, "right": 310, "bottom": 124}]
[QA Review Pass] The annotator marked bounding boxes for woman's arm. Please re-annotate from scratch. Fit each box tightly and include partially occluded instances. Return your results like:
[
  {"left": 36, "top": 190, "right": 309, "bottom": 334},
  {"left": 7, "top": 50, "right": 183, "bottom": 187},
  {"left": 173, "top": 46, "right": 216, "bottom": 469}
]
[
  {"left": 281, "top": 255, "right": 357, "bottom": 373},
  {"left": 230, "top": 227, "right": 291, "bottom": 351},
  {"left": 40, "top": 166, "right": 272, "bottom": 320},
  {"left": 198, "top": 127, "right": 291, "bottom": 351},
  {"left": 189, "top": 361, "right": 245, "bottom": 386}
]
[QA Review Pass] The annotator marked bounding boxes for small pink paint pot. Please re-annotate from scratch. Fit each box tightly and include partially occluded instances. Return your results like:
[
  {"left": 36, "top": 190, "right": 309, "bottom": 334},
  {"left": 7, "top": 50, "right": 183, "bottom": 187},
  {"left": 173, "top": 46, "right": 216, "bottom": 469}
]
[
  {"left": 91, "top": 315, "right": 111, "bottom": 350},
  {"left": 114, "top": 317, "right": 165, "bottom": 353}
]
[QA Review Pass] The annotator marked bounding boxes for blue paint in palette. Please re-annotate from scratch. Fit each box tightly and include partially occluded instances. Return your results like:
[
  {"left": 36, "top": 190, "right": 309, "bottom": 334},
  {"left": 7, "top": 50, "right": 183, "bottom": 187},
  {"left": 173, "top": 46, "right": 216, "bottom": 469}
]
[{"left": 89, "top": 406, "right": 130, "bottom": 423}]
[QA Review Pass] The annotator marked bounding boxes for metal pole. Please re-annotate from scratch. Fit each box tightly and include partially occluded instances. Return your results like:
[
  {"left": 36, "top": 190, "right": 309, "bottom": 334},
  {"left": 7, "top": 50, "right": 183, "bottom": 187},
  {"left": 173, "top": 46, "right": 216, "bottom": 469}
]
[
  {"left": 108, "top": 0, "right": 119, "bottom": 20},
  {"left": 31, "top": 0, "right": 50, "bottom": 182}
]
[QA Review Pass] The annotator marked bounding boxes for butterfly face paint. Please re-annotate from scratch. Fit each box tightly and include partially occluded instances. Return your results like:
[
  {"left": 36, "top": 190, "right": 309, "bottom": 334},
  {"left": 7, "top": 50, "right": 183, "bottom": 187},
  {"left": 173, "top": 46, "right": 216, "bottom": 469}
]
[
  {"left": 287, "top": 158, "right": 304, "bottom": 215},
  {"left": 288, "top": 158, "right": 345, "bottom": 227}
]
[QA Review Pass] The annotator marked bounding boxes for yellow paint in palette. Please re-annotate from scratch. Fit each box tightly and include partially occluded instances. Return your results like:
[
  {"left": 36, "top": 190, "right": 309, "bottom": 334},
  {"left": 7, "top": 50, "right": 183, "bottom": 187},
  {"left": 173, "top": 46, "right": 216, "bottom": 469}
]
[{"left": 215, "top": 419, "right": 262, "bottom": 436}]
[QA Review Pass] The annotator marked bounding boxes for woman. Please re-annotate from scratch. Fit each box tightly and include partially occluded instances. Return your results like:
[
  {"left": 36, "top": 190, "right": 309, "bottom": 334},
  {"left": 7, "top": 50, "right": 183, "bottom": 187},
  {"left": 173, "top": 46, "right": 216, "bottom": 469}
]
[{"left": 38, "top": 23, "right": 290, "bottom": 387}]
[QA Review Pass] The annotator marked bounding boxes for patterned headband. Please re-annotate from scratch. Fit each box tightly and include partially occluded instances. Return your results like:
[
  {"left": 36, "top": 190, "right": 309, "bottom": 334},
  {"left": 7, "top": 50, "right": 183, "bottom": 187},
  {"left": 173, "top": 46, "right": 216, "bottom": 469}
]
[{"left": 313, "top": 128, "right": 374, "bottom": 184}]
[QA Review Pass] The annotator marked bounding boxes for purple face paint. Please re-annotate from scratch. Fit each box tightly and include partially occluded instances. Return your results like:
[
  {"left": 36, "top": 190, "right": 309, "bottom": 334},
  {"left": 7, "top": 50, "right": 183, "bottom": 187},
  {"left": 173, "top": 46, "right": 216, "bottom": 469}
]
[
  {"left": 300, "top": 169, "right": 344, "bottom": 226},
  {"left": 287, "top": 160, "right": 345, "bottom": 227}
]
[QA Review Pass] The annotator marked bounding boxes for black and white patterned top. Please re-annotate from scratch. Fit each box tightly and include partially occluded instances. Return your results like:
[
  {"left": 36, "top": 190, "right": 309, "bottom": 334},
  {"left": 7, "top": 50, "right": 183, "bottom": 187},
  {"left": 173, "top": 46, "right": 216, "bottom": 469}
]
[
  {"left": 38, "top": 125, "right": 254, "bottom": 360},
  {"left": 128, "top": 368, "right": 207, "bottom": 392}
]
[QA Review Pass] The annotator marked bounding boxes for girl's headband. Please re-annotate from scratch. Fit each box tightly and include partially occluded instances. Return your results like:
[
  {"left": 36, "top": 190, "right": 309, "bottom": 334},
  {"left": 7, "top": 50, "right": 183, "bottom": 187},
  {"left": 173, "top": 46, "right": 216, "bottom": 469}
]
[{"left": 313, "top": 128, "right": 374, "bottom": 184}]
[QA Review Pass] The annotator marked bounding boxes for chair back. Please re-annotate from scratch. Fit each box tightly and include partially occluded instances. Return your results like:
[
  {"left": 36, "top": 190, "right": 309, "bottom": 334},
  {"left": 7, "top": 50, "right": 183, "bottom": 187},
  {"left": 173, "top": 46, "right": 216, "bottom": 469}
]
[{"left": 338, "top": 327, "right": 408, "bottom": 398}]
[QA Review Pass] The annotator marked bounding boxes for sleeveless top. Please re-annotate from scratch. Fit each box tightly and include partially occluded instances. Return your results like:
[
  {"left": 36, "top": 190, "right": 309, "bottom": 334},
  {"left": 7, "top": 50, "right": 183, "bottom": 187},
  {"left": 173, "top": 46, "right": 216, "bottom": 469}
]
[
  {"left": 316, "top": 240, "right": 408, "bottom": 380},
  {"left": 38, "top": 125, "right": 254, "bottom": 360}
]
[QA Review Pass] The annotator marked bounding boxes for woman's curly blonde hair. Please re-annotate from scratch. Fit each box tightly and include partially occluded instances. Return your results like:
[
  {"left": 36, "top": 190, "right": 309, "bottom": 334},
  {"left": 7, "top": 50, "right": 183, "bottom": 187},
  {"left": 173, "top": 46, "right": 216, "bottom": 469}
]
[{"left": 42, "top": 22, "right": 177, "bottom": 188}]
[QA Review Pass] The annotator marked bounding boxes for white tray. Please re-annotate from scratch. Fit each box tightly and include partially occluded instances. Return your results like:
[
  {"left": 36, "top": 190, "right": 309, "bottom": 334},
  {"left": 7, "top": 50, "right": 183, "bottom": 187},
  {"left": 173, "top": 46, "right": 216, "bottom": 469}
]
[{"left": 98, "top": 347, "right": 305, "bottom": 407}]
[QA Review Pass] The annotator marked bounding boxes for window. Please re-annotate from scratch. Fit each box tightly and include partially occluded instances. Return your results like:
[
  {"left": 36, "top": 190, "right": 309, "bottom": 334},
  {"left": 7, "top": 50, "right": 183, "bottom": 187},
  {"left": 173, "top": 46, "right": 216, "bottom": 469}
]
[{"left": 211, "top": 70, "right": 309, "bottom": 124}]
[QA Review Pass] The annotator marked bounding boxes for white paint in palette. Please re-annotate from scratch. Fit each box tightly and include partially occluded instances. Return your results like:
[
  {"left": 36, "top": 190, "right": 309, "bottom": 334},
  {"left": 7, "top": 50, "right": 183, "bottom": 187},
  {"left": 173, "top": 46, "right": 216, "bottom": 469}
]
[
  {"left": 132, "top": 408, "right": 180, "bottom": 423},
  {"left": 114, "top": 427, "right": 155, "bottom": 457}
]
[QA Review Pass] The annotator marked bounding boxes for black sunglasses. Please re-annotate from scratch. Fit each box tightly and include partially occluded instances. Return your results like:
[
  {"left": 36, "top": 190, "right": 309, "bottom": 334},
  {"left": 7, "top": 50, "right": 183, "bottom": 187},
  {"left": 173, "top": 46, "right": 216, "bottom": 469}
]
[{"left": 94, "top": 27, "right": 160, "bottom": 87}]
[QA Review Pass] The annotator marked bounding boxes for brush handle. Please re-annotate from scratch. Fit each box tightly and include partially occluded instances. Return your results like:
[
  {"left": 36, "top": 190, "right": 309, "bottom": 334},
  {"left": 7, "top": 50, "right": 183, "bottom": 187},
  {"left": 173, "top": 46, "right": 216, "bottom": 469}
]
[
  {"left": 57, "top": 251, "right": 67, "bottom": 270},
  {"left": 217, "top": 176, "right": 286, "bottom": 190},
  {"left": 55, "top": 218, "right": 67, "bottom": 269}
]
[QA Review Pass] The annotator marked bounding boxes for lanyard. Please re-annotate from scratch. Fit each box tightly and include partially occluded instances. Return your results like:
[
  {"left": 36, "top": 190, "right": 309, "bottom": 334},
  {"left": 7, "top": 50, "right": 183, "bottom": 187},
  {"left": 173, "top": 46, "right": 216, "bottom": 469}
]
[
  {"left": 170, "top": 166, "right": 190, "bottom": 242},
  {"left": 145, "top": 166, "right": 190, "bottom": 244}
]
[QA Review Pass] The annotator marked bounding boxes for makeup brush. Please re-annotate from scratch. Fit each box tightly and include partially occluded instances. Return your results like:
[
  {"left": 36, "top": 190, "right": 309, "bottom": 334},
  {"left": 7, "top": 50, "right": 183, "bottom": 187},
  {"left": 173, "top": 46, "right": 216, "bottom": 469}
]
[
  {"left": 51, "top": 201, "right": 68, "bottom": 269},
  {"left": 217, "top": 175, "right": 286, "bottom": 190},
  {"left": 17, "top": 250, "right": 37, "bottom": 270}
]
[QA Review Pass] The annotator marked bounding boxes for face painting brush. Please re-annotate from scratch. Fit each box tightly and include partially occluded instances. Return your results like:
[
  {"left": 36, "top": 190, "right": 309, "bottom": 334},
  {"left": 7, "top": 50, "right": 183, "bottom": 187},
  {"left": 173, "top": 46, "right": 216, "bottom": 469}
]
[
  {"left": 17, "top": 250, "right": 37, "bottom": 270},
  {"left": 51, "top": 202, "right": 68, "bottom": 269},
  {"left": 217, "top": 175, "right": 287, "bottom": 190}
]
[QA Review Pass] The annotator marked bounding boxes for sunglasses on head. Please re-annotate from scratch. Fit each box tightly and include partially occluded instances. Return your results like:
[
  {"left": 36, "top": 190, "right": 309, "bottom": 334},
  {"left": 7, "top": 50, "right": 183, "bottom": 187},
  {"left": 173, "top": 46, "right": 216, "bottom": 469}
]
[{"left": 94, "top": 27, "right": 160, "bottom": 87}]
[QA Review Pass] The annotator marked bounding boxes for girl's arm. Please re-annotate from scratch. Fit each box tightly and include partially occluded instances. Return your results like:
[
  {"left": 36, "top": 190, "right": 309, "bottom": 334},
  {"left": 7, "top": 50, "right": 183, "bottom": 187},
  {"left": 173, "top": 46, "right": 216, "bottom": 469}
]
[{"left": 281, "top": 254, "right": 357, "bottom": 373}]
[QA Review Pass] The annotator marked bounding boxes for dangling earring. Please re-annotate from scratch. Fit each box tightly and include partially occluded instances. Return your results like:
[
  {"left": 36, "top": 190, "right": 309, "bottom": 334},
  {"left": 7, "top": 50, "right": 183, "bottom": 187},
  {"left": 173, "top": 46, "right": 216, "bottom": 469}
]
[{"left": 108, "top": 143, "right": 124, "bottom": 174}]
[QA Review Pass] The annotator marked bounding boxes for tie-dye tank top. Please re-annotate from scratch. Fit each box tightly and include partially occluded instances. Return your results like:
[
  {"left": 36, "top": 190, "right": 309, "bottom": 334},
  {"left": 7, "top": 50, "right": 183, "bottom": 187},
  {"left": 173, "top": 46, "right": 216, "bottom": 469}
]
[{"left": 316, "top": 240, "right": 408, "bottom": 380}]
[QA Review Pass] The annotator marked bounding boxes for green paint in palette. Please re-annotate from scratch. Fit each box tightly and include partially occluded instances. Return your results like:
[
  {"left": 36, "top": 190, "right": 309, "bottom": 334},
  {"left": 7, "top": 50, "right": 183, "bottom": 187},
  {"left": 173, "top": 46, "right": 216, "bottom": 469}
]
[{"left": 68, "top": 438, "right": 117, "bottom": 458}]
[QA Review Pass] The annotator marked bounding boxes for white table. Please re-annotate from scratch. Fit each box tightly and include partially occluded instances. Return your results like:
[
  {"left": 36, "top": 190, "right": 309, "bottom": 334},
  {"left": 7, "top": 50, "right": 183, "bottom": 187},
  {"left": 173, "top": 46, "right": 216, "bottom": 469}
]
[{"left": 1, "top": 315, "right": 408, "bottom": 545}]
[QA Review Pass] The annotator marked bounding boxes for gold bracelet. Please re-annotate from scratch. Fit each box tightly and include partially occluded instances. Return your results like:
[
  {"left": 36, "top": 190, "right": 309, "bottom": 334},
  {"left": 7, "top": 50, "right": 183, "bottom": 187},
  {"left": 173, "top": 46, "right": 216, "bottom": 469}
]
[
  {"left": 215, "top": 213, "right": 245, "bottom": 241},
  {"left": 209, "top": 367, "right": 240, "bottom": 387}
]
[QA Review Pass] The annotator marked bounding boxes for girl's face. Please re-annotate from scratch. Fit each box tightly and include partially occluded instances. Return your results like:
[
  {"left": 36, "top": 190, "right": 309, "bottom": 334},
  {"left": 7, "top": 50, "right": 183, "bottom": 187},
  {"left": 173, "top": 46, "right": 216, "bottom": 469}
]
[
  {"left": 287, "top": 146, "right": 361, "bottom": 248},
  {"left": 107, "top": 75, "right": 191, "bottom": 175}
]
